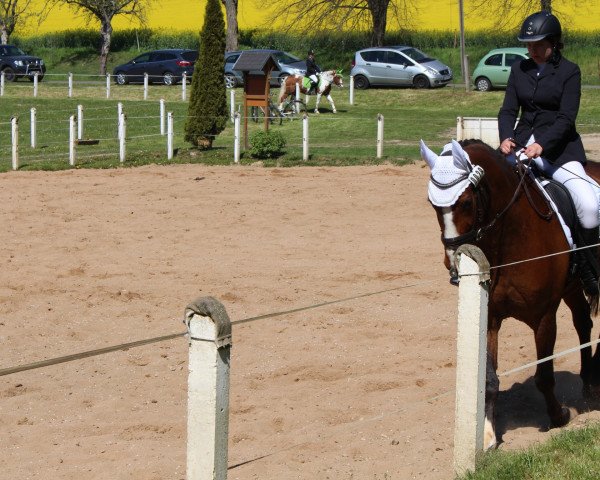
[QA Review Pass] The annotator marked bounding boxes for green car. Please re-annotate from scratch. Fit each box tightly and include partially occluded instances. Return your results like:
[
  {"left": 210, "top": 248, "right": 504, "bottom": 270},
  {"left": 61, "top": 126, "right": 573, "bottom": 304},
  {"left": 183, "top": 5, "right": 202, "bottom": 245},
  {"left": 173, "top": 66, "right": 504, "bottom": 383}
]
[{"left": 472, "top": 47, "right": 528, "bottom": 92}]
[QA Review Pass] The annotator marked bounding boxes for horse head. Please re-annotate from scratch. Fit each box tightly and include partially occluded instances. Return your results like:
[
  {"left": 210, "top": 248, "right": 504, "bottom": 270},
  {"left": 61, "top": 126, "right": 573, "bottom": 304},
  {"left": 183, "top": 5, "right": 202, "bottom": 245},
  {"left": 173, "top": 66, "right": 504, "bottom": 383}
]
[{"left": 421, "top": 139, "right": 486, "bottom": 284}]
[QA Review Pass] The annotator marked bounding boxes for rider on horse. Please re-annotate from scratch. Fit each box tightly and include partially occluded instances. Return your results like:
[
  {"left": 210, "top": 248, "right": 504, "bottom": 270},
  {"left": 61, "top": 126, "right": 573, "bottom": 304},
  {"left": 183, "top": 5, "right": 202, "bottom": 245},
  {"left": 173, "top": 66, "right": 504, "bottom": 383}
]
[
  {"left": 306, "top": 50, "right": 321, "bottom": 94},
  {"left": 499, "top": 11, "right": 600, "bottom": 297}
]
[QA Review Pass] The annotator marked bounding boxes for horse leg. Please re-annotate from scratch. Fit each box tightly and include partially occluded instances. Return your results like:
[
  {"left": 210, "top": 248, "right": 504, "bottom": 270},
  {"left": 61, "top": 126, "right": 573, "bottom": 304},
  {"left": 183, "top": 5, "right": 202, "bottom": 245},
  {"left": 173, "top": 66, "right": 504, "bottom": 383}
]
[
  {"left": 278, "top": 92, "right": 287, "bottom": 112},
  {"left": 326, "top": 94, "right": 337, "bottom": 114},
  {"left": 533, "top": 314, "right": 571, "bottom": 427},
  {"left": 562, "top": 282, "right": 594, "bottom": 392},
  {"left": 484, "top": 322, "right": 500, "bottom": 449},
  {"left": 314, "top": 93, "right": 321, "bottom": 114}
]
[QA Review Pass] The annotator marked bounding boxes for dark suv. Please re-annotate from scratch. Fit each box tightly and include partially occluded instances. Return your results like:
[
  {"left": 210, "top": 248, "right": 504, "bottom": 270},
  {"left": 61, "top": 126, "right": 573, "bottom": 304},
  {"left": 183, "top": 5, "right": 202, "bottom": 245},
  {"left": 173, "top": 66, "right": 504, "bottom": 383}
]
[
  {"left": 112, "top": 49, "right": 198, "bottom": 86},
  {"left": 0, "top": 45, "right": 46, "bottom": 82}
]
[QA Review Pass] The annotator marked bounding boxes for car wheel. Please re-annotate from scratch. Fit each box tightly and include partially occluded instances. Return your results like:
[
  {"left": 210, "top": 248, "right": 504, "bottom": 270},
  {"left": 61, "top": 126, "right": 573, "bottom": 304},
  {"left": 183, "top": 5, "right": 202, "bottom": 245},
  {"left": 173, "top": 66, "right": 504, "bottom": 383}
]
[
  {"left": 475, "top": 77, "right": 492, "bottom": 92},
  {"left": 3, "top": 67, "right": 17, "bottom": 82},
  {"left": 413, "top": 75, "right": 430, "bottom": 89},
  {"left": 353, "top": 75, "right": 369, "bottom": 90},
  {"left": 115, "top": 72, "right": 128, "bottom": 85},
  {"left": 278, "top": 74, "right": 289, "bottom": 86},
  {"left": 224, "top": 73, "right": 237, "bottom": 88},
  {"left": 162, "top": 71, "right": 175, "bottom": 86}
]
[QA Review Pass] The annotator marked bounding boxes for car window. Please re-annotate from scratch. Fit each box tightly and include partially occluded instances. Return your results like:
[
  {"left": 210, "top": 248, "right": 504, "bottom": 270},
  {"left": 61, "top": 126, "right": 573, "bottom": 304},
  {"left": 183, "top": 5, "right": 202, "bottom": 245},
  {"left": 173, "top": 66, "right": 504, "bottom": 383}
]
[
  {"left": 505, "top": 53, "right": 526, "bottom": 67},
  {"left": 400, "top": 47, "right": 432, "bottom": 64},
  {"left": 386, "top": 51, "right": 410, "bottom": 66},
  {"left": 484, "top": 54, "right": 503, "bottom": 66},
  {"left": 225, "top": 54, "right": 240, "bottom": 64},
  {"left": 133, "top": 53, "right": 151, "bottom": 64},
  {"left": 181, "top": 51, "right": 198, "bottom": 62},
  {"left": 360, "top": 51, "right": 384, "bottom": 63},
  {"left": 272, "top": 51, "right": 300, "bottom": 65},
  {"left": 2, "top": 46, "right": 25, "bottom": 56}
]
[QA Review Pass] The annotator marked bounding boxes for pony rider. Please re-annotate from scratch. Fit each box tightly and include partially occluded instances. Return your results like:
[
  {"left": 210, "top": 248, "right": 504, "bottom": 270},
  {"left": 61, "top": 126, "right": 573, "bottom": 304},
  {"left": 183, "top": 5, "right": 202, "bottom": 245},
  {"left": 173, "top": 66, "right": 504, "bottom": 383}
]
[{"left": 306, "top": 49, "right": 321, "bottom": 94}]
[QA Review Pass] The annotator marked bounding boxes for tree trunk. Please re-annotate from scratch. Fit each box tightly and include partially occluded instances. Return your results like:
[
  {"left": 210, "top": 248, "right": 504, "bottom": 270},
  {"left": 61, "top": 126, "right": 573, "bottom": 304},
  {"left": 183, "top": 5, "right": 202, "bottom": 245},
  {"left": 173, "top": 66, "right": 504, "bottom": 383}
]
[
  {"left": 99, "top": 19, "right": 113, "bottom": 76},
  {"left": 540, "top": 0, "right": 552, "bottom": 12},
  {"left": 221, "top": 0, "right": 238, "bottom": 52},
  {"left": 0, "top": 27, "right": 8, "bottom": 44},
  {"left": 367, "top": 0, "right": 390, "bottom": 47}
]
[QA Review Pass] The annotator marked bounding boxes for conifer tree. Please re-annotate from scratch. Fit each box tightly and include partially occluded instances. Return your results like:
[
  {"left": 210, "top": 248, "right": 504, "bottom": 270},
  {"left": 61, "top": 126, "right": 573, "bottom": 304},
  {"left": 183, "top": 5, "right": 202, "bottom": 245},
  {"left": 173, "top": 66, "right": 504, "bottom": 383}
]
[{"left": 185, "top": 0, "right": 227, "bottom": 149}]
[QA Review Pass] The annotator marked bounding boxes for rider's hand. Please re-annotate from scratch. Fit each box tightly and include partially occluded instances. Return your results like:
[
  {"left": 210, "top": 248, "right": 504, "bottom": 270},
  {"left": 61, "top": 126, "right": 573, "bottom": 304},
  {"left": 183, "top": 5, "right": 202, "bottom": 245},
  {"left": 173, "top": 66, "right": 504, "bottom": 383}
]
[
  {"left": 523, "top": 142, "right": 543, "bottom": 159},
  {"left": 500, "top": 138, "right": 515, "bottom": 155}
]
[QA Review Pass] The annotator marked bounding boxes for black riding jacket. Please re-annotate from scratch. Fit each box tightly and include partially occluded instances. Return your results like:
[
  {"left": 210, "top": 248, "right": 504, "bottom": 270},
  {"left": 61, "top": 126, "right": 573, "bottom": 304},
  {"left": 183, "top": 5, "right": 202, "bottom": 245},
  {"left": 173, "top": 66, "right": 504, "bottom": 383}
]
[
  {"left": 306, "top": 57, "right": 321, "bottom": 77},
  {"left": 498, "top": 54, "right": 587, "bottom": 167}
]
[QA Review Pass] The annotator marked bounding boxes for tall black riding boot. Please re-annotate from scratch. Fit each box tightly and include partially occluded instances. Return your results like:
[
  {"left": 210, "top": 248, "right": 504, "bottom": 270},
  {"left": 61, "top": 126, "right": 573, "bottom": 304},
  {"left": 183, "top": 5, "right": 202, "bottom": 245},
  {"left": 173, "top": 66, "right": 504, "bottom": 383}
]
[{"left": 578, "top": 227, "right": 600, "bottom": 296}]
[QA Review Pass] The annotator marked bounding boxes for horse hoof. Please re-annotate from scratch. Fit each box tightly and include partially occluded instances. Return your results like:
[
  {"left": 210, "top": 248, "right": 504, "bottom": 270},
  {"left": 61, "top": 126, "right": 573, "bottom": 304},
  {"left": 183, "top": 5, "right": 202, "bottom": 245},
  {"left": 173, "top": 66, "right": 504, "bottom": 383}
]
[
  {"left": 332, "top": 110, "right": 337, "bottom": 114},
  {"left": 314, "top": 110, "right": 320, "bottom": 115},
  {"left": 551, "top": 407, "right": 572, "bottom": 428}
]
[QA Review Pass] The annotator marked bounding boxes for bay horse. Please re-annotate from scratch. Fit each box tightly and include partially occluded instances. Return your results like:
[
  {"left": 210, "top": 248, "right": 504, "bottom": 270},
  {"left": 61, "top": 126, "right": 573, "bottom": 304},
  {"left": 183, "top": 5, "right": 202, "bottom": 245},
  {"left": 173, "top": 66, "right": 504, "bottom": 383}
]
[
  {"left": 278, "top": 70, "right": 343, "bottom": 114},
  {"left": 421, "top": 139, "right": 600, "bottom": 448}
]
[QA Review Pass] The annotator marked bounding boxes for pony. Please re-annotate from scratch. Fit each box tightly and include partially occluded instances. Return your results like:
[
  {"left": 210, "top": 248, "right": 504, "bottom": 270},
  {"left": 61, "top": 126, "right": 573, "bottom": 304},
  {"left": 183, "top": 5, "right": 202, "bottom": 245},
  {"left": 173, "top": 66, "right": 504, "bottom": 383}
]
[
  {"left": 421, "top": 139, "right": 600, "bottom": 449},
  {"left": 278, "top": 70, "right": 343, "bottom": 114}
]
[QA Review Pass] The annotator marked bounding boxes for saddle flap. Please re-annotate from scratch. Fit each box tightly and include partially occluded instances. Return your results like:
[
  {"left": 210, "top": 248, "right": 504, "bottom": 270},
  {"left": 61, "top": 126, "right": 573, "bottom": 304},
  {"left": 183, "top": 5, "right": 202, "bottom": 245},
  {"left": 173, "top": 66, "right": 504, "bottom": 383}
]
[{"left": 542, "top": 179, "right": 578, "bottom": 237}]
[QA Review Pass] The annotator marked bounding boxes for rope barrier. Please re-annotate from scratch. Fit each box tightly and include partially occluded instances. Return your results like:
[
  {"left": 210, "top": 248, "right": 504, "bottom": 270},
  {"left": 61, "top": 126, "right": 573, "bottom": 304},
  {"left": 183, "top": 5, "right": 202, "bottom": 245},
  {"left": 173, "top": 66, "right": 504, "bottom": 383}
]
[{"left": 0, "top": 281, "right": 431, "bottom": 377}]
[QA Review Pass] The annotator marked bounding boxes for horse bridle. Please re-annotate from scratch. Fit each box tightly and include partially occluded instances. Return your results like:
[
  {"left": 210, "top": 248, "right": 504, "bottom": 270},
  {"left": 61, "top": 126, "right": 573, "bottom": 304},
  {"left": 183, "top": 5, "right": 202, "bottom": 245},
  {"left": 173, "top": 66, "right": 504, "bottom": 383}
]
[{"left": 432, "top": 156, "right": 553, "bottom": 250}]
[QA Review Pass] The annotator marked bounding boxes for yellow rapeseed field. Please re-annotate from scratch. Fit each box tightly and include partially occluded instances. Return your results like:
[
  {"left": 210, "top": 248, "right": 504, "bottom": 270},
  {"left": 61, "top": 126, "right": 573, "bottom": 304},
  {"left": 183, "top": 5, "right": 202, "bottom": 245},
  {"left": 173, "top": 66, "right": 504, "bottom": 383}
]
[{"left": 22, "top": 0, "right": 600, "bottom": 35}]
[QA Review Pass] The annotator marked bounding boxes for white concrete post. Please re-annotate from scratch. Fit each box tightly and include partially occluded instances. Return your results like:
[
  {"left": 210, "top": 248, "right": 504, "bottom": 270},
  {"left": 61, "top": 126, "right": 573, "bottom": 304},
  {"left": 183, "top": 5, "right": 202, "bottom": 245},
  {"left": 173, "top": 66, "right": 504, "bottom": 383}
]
[
  {"left": 160, "top": 99, "right": 166, "bottom": 135},
  {"left": 230, "top": 89, "right": 235, "bottom": 123},
  {"left": 106, "top": 73, "right": 111, "bottom": 99},
  {"left": 33, "top": 73, "right": 39, "bottom": 97},
  {"left": 376, "top": 113, "right": 384, "bottom": 159},
  {"left": 117, "top": 103, "right": 123, "bottom": 140},
  {"left": 453, "top": 245, "right": 489, "bottom": 477},
  {"left": 184, "top": 297, "right": 232, "bottom": 480},
  {"left": 295, "top": 82, "right": 301, "bottom": 114},
  {"left": 11, "top": 116, "right": 18, "bottom": 171},
  {"left": 233, "top": 112, "right": 240, "bottom": 164},
  {"left": 167, "top": 112, "right": 174, "bottom": 160},
  {"left": 349, "top": 76, "right": 354, "bottom": 105},
  {"left": 119, "top": 112, "right": 126, "bottom": 163},
  {"left": 182, "top": 74, "right": 187, "bottom": 101},
  {"left": 69, "top": 115, "right": 76, "bottom": 166},
  {"left": 302, "top": 114, "right": 309, "bottom": 161},
  {"left": 77, "top": 104, "right": 84, "bottom": 141},
  {"left": 1, "top": 71, "right": 5, "bottom": 96},
  {"left": 30, "top": 108, "right": 37, "bottom": 149},
  {"left": 144, "top": 73, "right": 149, "bottom": 100},
  {"left": 68, "top": 72, "right": 73, "bottom": 98}
]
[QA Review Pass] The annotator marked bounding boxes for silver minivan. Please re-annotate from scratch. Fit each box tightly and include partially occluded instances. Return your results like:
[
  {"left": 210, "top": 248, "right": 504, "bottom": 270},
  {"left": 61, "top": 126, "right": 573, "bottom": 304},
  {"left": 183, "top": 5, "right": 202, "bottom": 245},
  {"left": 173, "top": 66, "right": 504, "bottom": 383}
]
[{"left": 350, "top": 46, "right": 453, "bottom": 89}]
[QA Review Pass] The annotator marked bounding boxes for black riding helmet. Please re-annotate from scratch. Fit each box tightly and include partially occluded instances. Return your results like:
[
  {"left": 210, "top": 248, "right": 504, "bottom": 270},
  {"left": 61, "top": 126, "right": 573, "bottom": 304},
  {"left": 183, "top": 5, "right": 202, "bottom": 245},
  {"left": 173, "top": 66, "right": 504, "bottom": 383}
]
[{"left": 518, "top": 11, "right": 562, "bottom": 42}]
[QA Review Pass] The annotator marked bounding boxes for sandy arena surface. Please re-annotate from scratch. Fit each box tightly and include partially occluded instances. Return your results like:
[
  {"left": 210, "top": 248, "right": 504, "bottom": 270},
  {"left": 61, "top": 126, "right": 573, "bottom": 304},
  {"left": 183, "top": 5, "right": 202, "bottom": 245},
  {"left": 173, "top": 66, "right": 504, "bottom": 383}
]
[{"left": 3, "top": 137, "right": 600, "bottom": 479}]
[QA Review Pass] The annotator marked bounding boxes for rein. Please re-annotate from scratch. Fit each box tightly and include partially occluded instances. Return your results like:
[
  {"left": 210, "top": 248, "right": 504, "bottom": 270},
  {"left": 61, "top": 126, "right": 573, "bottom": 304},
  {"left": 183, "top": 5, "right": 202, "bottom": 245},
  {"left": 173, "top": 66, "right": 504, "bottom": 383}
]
[{"left": 437, "top": 155, "right": 553, "bottom": 249}]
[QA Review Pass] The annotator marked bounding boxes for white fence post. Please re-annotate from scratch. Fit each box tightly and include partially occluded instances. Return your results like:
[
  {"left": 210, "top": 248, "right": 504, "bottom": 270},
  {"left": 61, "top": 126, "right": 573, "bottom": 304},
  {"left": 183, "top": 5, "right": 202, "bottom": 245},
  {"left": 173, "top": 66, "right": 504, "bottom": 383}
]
[
  {"left": 349, "top": 75, "right": 354, "bottom": 105},
  {"left": 106, "top": 73, "right": 111, "bottom": 99},
  {"left": 453, "top": 244, "right": 489, "bottom": 477},
  {"left": 182, "top": 73, "right": 187, "bottom": 101},
  {"left": 33, "top": 73, "right": 39, "bottom": 97},
  {"left": 1, "top": 71, "right": 5, "bottom": 96},
  {"left": 302, "top": 114, "right": 309, "bottom": 161},
  {"left": 376, "top": 113, "right": 384, "bottom": 159},
  {"left": 77, "top": 104, "right": 84, "bottom": 141},
  {"left": 30, "top": 108, "right": 37, "bottom": 149},
  {"left": 184, "top": 297, "right": 231, "bottom": 480},
  {"left": 69, "top": 115, "right": 76, "bottom": 166},
  {"left": 117, "top": 102, "right": 123, "bottom": 140},
  {"left": 167, "top": 111, "right": 174, "bottom": 160},
  {"left": 230, "top": 89, "right": 235, "bottom": 122},
  {"left": 144, "top": 73, "right": 149, "bottom": 100},
  {"left": 233, "top": 112, "right": 240, "bottom": 163},
  {"left": 295, "top": 82, "right": 301, "bottom": 113},
  {"left": 68, "top": 72, "right": 73, "bottom": 98},
  {"left": 11, "top": 116, "right": 18, "bottom": 171},
  {"left": 160, "top": 99, "right": 166, "bottom": 135},
  {"left": 119, "top": 112, "right": 126, "bottom": 163}
]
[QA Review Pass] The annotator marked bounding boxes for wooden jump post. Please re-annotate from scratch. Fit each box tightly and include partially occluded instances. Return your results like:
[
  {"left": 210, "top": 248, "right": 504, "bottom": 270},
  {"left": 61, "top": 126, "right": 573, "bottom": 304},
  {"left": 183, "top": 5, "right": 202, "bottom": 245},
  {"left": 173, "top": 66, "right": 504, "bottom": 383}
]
[{"left": 184, "top": 296, "right": 232, "bottom": 480}]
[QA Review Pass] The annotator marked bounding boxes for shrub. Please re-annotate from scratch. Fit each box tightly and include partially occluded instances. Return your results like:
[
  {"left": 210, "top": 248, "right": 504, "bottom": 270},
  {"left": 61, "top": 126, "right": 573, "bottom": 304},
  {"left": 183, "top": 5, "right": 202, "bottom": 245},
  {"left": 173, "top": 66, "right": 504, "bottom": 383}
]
[{"left": 249, "top": 130, "right": 287, "bottom": 158}]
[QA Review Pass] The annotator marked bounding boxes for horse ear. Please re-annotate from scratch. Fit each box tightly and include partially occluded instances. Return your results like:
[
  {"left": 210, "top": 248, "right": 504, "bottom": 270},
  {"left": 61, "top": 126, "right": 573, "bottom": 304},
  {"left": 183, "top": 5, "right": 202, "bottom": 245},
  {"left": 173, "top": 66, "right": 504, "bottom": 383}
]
[
  {"left": 451, "top": 139, "right": 471, "bottom": 171},
  {"left": 420, "top": 140, "right": 437, "bottom": 170}
]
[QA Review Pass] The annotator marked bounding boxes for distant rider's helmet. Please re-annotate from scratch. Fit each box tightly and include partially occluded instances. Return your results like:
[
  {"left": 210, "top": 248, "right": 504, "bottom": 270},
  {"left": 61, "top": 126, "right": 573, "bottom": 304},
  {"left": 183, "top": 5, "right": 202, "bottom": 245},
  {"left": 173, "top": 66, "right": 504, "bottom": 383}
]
[
  {"left": 518, "top": 11, "right": 562, "bottom": 42},
  {"left": 308, "top": 49, "right": 315, "bottom": 56}
]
